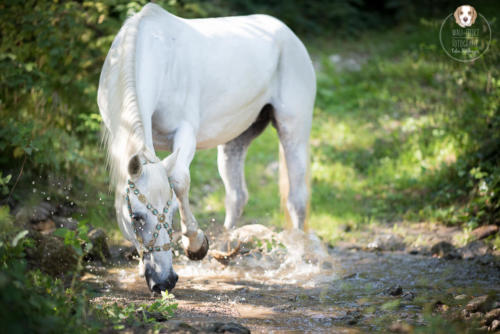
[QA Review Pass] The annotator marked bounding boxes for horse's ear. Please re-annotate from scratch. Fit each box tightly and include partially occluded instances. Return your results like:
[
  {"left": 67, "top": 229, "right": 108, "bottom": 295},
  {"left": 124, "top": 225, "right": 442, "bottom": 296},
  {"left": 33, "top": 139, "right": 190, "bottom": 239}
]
[
  {"left": 128, "top": 154, "right": 143, "bottom": 179},
  {"left": 162, "top": 148, "right": 179, "bottom": 175}
]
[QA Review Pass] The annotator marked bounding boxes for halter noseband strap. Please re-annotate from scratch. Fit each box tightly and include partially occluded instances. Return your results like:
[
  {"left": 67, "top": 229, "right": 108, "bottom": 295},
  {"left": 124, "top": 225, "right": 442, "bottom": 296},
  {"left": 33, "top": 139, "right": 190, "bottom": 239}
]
[{"left": 125, "top": 178, "right": 175, "bottom": 254}]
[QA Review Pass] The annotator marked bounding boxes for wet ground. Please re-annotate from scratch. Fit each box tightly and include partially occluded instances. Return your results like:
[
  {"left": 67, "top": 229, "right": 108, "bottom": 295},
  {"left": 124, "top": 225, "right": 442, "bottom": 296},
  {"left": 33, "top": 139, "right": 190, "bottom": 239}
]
[{"left": 83, "top": 224, "right": 500, "bottom": 333}]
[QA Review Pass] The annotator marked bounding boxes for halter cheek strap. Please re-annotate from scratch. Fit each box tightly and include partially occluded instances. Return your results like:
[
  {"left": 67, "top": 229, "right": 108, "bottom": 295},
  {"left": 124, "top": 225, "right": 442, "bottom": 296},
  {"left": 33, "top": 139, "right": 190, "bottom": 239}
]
[{"left": 125, "top": 179, "right": 175, "bottom": 254}]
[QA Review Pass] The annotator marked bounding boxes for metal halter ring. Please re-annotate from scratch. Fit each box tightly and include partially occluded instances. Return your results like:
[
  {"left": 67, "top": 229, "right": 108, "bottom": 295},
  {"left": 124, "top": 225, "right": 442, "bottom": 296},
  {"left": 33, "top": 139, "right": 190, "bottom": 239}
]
[{"left": 125, "top": 179, "right": 175, "bottom": 253}]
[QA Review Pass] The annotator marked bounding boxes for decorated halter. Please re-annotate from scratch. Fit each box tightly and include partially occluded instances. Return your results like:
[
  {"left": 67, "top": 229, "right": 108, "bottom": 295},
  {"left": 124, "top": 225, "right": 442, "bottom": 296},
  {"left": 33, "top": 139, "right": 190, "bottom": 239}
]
[{"left": 125, "top": 179, "right": 174, "bottom": 254}]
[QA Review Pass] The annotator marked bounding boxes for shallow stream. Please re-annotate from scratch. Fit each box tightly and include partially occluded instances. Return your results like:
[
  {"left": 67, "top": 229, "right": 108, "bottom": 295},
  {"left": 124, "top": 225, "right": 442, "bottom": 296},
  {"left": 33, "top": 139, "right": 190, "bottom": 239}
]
[{"left": 85, "top": 224, "right": 500, "bottom": 333}]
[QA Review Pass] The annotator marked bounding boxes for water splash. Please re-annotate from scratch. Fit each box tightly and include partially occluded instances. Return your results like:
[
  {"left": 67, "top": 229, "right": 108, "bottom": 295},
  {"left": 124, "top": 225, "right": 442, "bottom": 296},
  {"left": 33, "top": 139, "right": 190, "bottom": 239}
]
[{"left": 176, "top": 224, "right": 338, "bottom": 288}]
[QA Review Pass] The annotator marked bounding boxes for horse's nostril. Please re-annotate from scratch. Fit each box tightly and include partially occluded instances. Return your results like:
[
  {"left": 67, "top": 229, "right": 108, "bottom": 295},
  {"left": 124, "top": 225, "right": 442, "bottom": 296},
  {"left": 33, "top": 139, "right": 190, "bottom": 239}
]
[
  {"left": 151, "top": 283, "right": 167, "bottom": 293},
  {"left": 149, "top": 274, "right": 178, "bottom": 293}
]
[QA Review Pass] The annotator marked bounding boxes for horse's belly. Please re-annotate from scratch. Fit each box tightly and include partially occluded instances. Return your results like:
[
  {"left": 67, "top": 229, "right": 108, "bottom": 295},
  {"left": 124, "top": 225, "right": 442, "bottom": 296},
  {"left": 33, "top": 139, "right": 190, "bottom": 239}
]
[{"left": 195, "top": 91, "right": 271, "bottom": 149}]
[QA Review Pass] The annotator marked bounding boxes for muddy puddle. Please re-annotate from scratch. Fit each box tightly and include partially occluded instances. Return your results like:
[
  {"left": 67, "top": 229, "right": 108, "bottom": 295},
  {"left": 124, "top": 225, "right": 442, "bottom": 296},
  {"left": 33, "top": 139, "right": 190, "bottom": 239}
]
[{"left": 84, "top": 224, "right": 500, "bottom": 333}]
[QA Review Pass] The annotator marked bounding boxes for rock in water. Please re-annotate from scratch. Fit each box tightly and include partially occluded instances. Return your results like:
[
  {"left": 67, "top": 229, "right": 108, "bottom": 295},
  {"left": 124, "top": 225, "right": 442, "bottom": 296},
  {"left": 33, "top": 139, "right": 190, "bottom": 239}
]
[
  {"left": 385, "top": 285, "right": 403, "bottom": 296},
  {"left": 25, "top": 231, "right": 78, "bottom": 277},
  {"left": 367, "top": 235, "right": 405, "bottom": 252},
  {"left": 466, "top": 295, "right": 494, "bottom": 313},
  {"left": 31, "top": 219, "right": 56, "bottom": 234},
  {"left": 205, "top": 322, "right": 251, "bottom": 334},
  {"left": 483, "top": 308, "right": 500, "bottom": 325},
  {"left": 459, "top": 240, "right": 491, "bottom": 260},
  {"left": 16, "top": 201, "right": 55, "bottom": 223},
  {"left": 85, "top": 228, "right": 111, "bottom": 262},
  {"left": 163, "top": 320, "right": 196, "bottom": 333},
  {"left": 163, "top": 321, "right": 250, "bottom": 334},
  {"left": 491, "top": 319, "right": 500, "bottom": 331},
  {"left": 52, "top": 216, "right": 78, "bottom": 230},
  {"left": 430, "top": 241, "right": 460, "bottom": 259}
]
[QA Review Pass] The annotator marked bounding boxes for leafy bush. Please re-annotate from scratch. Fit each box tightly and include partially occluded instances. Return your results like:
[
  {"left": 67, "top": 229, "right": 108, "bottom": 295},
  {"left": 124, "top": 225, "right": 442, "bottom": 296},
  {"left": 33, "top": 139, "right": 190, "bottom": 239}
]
[{"left": 0, "top": 205, "right": 177, "bottom": 333}]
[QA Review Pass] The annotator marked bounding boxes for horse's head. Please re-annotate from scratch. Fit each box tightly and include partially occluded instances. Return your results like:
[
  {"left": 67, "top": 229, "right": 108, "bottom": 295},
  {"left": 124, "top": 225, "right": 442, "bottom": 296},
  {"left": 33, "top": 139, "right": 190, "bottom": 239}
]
[{"left": 123, "top": 150, "right": 179, "bottom": 293}]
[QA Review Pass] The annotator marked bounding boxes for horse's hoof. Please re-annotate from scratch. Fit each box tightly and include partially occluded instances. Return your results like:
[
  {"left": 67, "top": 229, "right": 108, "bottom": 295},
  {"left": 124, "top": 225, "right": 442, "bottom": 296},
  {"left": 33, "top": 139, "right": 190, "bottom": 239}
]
[{"left": 185, "top": 234, "right": 209, "bottom": 261}]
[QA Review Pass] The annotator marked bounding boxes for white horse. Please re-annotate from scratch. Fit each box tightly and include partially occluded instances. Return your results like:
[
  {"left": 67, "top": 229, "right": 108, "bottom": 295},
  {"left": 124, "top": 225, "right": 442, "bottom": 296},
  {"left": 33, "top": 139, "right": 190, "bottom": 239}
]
[{"left": 97, "top": 3, "right": 315, "bottom": 292}]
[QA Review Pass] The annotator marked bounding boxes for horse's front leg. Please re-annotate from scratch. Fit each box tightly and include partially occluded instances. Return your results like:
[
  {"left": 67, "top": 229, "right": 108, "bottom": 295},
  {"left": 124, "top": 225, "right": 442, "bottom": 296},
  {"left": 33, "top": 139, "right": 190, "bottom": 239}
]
[{"left": 171, "top": 122, "right": 209, "bottom": 260}]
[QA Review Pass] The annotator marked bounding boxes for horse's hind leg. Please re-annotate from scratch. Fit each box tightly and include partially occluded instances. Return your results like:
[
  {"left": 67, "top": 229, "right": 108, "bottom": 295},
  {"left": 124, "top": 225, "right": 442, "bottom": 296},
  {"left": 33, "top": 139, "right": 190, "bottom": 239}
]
[
  {"left": 218, "top": 107, "right": 272, "bottom": 229},
  {"left": 274, "top": 113, "right": 311, "bottom": 230},
  {"left": 272, "top": 34, "right": 315, "bottom": 230}
]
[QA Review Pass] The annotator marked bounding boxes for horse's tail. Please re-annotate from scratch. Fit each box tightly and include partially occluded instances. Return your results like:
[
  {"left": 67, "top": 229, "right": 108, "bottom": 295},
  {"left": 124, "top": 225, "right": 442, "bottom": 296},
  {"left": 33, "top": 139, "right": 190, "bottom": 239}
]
[{"left": 279, "top": 143, "right": 310, "bottom": 230}]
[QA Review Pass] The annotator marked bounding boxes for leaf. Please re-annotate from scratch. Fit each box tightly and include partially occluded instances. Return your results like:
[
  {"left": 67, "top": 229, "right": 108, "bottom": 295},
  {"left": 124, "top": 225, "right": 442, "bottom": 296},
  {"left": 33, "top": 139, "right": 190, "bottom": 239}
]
[
  {"left": 53, "top": 228, "right": 71, "bottom": 238},
  {"left": 11, "top": 230, "right": 29, "bottom": 247},
  {"left": 23, "top": 146, "right": 32, "bottom": 155},
  {"left": 12, "top": 146, "right": 24, "bottom": 158}
]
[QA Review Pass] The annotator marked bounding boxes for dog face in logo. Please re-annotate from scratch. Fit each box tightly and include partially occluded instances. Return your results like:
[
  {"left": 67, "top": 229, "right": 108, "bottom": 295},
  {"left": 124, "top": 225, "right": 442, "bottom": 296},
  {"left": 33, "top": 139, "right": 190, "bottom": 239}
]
[{"left": 454, "top": 5, "right": 477, "bottom": 28}]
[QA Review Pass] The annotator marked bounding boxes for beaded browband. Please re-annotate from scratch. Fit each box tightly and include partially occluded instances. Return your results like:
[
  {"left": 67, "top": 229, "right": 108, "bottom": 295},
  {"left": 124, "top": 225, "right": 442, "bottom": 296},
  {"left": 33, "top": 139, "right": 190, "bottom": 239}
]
[{"left": 125, "top": 179, "right": 174, "bottom": 254}]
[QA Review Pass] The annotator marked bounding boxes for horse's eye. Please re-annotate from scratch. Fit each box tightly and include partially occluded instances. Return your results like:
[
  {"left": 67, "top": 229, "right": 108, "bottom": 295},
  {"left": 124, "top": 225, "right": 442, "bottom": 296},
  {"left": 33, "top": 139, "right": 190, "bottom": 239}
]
[{"left": 132, "top": 212, "right": 146, "bottom": 225}]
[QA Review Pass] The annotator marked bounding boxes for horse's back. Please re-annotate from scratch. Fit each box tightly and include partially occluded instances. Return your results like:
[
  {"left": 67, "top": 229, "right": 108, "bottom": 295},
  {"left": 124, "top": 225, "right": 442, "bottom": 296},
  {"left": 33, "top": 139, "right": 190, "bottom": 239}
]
[
  {"left": 182, "top": 13, "right": 315, "bottom": 147},
  {"left": 99, "top": 3, "right": 315, "bottom": 149}
]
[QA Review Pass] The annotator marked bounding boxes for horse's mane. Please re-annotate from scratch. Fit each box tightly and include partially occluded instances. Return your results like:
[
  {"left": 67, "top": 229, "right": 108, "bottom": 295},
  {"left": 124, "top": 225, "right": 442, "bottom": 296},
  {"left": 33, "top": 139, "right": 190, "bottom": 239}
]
[{"left": 98, "top": 4, "right": 164, "bottom": 192}]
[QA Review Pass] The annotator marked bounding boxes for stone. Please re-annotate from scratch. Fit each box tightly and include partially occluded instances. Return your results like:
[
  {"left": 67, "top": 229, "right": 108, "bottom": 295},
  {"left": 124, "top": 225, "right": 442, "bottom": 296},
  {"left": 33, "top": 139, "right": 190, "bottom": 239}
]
[
  {"left": 162, "top": 320, "right": 197, "bottom": 333},
  {"left": 52, "top": 216, "right": 78, "bottom": 230},
  {"left": 389, "top": 321, "right": 412, "bottom": 333},
  {"left": 24, "top": 230, "right": 79, "bottom": 277},
  {"left": 491, "top": 319, "right": 500, "bottom": 331},
  {"left": 466, "top": 295, "right": 494, "bottom": 313},
  {"left": 455, "top": 294, "right": 469, "bottom": 301},
  {"left": 460, "top": 240, "right": 491, "bottom": 260},
  {"left": 85, "top": 228, "right": 111, "bottom": 262},
  {"left": 31, "top": 201, "right": 56, "bottom": 221},
  {"left": 15, "top": 201, "right": 55, "bottom": 223},
  {"left": 204, "top": 322, "right": 251, "bottom": 334},
  {"left": 484, "top": 308, "right": 500, "bottom": 325},
  {"left": 471, "top": 225, "right": 498, "bottom": 240},
  {"left": 367, "top": 235, "right": 405, "bottom": 252},
  {"left": 55, "top": 202, "right": 76, "bottom": 217},
  {"left": 386, "top": 285, "right": 403, "bottom": 296},
  {"left": 230, "top": 224, "right": 276, "bottom": 244},
  {"left": 469, "top": 312, "right": 483, "bottom": 320},
  {"left": 401, "top": 291, "right": 415, "bottom": 301},
  {"left": 31, "top": 219, "right": 56, "bottom": 234},
  {"left": 162, "top": 321, "right": 251, "bottom": 334},
  {"left": 430, "top": 241, "right": 461, "bottom": 259}
]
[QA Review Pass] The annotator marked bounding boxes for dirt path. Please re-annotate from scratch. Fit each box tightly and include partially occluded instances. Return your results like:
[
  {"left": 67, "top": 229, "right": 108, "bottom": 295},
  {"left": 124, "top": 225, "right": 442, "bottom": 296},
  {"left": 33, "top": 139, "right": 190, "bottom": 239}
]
[{"left": 84, "top": 224, "right": 500, "bottom": 333}]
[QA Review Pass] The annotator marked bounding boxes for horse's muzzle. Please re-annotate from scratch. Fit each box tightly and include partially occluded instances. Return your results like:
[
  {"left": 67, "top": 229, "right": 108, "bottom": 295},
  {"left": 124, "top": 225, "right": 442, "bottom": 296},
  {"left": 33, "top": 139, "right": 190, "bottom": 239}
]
[{"left": 145, "top": 267, "right": 178, "bottom": 293}]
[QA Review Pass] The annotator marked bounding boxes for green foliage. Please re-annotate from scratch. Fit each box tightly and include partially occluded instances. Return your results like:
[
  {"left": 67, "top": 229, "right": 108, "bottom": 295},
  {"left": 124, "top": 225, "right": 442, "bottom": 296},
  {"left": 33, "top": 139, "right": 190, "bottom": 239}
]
[
  {"left": 0, "top": 206, "right": 178, "bottom": 333},
  {"left": 0, "top": 172, "right": 11, "bottom": 195},
  {"left": 97, "top": 291, "right": 178, "bottom": 331},
  {"left": 53, "top": 223, "right": 92, "bottom": 258},
  {"left": 0, "top": 206, "right": 99, "bottom": 333}
]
